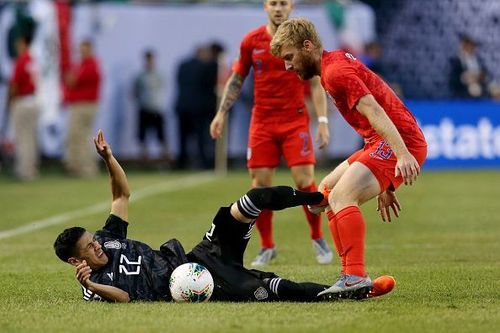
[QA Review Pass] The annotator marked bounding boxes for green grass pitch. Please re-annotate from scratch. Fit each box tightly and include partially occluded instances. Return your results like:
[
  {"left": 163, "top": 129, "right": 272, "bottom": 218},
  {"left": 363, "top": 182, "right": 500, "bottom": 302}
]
[{"left": 0, "top": 169, "right": 499, "bottom": 333}]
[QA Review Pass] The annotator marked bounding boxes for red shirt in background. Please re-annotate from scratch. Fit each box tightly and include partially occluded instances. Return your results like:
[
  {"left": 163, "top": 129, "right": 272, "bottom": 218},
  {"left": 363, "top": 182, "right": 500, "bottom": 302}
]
[
  {"left": 10, "top": 51, "right": 35, "bottom": 97},
  {"left": 64, "top": 57, "right": 101, "bottom": 103},
  {"left": 320, "top": 50, "right": 427, "bottom": 148},
  {"left": 233, "top": 25, "right": 306, "bottom": 120}
]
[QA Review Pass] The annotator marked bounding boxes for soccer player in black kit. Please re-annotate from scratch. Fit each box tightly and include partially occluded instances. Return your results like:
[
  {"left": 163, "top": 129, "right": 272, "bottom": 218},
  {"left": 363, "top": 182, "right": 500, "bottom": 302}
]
[{"left": 54, "top": 130, "right": 330, "bottom": 303}]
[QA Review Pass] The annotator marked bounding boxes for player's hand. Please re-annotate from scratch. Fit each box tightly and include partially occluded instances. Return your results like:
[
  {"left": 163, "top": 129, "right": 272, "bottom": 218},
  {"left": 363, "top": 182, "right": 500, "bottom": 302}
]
[
  {"left": 376, "top": 190, "right": 401, "bottom": 222},
  {"left": 93, "top": 129, "right": 113, "bottom": 160},
  {"left": 316, "top": 123, "right": 330, "bottom": 149},
  {"left": 210, "top": 112, "right": 225, "bottom": 139},
  {"left": 76, "top": 260, "right": 93, "bottom": 288},
  {"left": 395, "top": 152, "right": 420, "bottom": 185}
]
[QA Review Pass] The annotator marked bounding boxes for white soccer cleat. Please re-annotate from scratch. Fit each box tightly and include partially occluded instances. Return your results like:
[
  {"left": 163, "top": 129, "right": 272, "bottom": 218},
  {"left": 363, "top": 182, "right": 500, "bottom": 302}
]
[
  {"left": 251, "top": 247, "right": 277, "bottom": 267},
  {"left": 318, "top": 274, "right": 373, "bottom": 300},
  {"left": 307, "top": 204, "right": 329, "bottom": 215},
  {"left": 312, "top": 238, "right": 333, "bottom": 264}
]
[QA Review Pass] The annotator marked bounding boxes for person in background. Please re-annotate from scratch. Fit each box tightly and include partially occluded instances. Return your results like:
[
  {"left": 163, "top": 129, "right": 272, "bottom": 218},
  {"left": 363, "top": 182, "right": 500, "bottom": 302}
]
[
  {"left": 133, "top": 49, "right": 169, "bottom": 162},
  {"left": 449, "top": 33, "right": 487, "bottom": 99},
  {"left": 63, "top": 39, "right": 101, "bottom": 177},
  {"left": 7, "top": 34, "right": 39, "bottom": 181},
  {"left": 175, "top": 45, "right": 218, "bottom": 169}
]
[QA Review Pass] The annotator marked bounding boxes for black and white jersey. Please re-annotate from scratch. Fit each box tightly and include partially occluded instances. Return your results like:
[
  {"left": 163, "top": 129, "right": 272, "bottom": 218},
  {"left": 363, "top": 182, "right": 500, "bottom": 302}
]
[{"left": 82, "top": 214, "right": 187, "bottom": 302}]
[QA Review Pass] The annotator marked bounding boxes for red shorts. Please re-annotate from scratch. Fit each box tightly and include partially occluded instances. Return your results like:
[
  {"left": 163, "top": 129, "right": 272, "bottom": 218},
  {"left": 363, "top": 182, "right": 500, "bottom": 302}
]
[
  {"left": 247, "top": 113, "right": 315, "bottom": 168},
  {"left": 347, "top": 139, "right": 427, "bottom": 192}
]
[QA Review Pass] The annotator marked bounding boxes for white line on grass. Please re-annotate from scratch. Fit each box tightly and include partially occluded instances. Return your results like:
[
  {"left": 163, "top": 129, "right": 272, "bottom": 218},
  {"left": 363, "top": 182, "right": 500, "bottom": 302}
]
[{"left": 0, "top": 172, "right": 216, "bottom": 240}]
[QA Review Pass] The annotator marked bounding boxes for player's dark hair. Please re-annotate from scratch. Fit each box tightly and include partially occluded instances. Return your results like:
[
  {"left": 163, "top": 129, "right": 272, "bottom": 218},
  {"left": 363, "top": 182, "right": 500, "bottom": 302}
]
[{"left": 53, "top": 227, "right": 86, "bottom": 262}]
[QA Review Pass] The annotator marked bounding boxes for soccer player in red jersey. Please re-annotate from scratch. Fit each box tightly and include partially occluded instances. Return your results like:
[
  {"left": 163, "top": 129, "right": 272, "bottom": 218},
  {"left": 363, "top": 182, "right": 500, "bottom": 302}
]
[
  {"left": 270, "top": 18, "right": 427, "bottom": 298},
  {"left": 210, "top": 0, "right": 332, "bottom": 266},
  {"left": 7, "top": 35, "right": 39, "bottom": 181}
]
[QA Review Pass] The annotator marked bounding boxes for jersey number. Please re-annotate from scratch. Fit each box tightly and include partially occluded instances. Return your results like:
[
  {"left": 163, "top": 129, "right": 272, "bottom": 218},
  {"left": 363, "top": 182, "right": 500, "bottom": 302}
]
[
  {"left": 299, "top": 132, "right": 311, "bottom": 156},
  {"left": 119, "top": 254, "right": 142, "bottom": 275},
  {"left": 205, "top": 223, "right": 216, "bottom": 241},
  {"left": 370, "top": 141, "right": 393, "bottom": 160}
]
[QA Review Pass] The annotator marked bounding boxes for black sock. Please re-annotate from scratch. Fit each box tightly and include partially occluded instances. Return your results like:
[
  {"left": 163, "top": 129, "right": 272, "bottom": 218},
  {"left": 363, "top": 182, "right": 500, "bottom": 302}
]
[
  {"left": 237, "top": 186, "right": 324, "bottom": 219},
  {"left": 267, "top": 277, "right": 328, "bottom": 302}
]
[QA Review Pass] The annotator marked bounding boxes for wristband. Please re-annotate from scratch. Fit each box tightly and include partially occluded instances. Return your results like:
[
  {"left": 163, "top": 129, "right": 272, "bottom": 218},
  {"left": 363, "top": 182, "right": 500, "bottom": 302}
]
[{"left": 318, "top": 116, "right": 329, "bottom": 124}]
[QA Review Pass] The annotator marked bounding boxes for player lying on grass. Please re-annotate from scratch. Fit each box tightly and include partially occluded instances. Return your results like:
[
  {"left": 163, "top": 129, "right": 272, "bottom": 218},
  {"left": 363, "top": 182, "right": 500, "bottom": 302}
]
[{"left": 54, "top": 130, "right": 336, "bottom": 303}]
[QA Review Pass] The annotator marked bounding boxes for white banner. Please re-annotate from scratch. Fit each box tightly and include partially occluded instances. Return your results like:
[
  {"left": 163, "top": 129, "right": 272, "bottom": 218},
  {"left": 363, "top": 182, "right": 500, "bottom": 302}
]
[{"left": 30, "top": 0, "right": 63, "bottom": 157}]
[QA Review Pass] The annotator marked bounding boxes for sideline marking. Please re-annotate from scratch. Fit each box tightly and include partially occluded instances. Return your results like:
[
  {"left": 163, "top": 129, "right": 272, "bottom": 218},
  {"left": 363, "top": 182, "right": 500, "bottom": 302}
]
[{"left": 0, "top": 173, "right": 216, "bottom": 240}]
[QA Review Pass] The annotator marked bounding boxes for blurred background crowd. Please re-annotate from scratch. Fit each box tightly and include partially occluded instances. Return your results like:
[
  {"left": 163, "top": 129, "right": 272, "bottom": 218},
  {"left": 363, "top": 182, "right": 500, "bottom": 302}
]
[{"left": 0, "top": 0, "right": 499, "bottom": 181}]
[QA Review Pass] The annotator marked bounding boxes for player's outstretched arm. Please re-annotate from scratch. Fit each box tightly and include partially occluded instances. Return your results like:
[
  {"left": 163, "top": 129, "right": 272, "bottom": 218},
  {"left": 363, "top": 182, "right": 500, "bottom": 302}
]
[
  {"left": 356, "top": 94, "right": 420, "bottom": 185},
  {"left": 310, "top": 76, "right": 330, "bottom": 149},
  {"left": 210, "top": 72, "right": 245, "bottom": 139},
  {"left": 93, "top": 130, "right": 130, "bottom": 221}
]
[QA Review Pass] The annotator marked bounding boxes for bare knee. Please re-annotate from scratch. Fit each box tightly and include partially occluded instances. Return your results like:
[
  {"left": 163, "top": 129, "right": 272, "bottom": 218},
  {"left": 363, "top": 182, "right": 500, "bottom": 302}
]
[
  {"left": 294, "top": 174, "right": 314, "bottom": 189},
  {"left": 290, "top": 164, "right": 314, "bottom": 189},
  {"left": 250, "top": 168, "right": 274, "bottom": 187},
  {"left": 230, "top": 203, "right": 253, "bottom": 224},
  {"left": 329, "top": 188, "right": 359, "bottom": 213}
]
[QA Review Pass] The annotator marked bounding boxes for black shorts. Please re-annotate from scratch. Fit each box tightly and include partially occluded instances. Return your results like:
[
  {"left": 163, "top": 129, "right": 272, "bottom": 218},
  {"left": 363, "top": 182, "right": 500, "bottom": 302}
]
[
  {"left": 187, "top": 207, "right": 278, "bottom": 302},
  {"left": 138, "top": 108, "right": 165, "bottom": 143}
]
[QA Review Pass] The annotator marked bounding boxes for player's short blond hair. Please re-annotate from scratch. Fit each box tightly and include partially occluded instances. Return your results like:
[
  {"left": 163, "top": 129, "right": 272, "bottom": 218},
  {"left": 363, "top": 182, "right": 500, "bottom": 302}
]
[{"left": 270, "top": 17, "right": 322, "bottom": 57}]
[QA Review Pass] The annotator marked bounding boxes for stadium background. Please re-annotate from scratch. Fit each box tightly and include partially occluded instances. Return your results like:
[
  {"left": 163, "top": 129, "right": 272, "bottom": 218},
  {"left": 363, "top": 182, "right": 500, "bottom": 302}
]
[
  {"left": 0, "top": 1, "right": 499, "bottom": 333},
  {"left": 1, "top": 0, "right": 499, "bottom": 169}
]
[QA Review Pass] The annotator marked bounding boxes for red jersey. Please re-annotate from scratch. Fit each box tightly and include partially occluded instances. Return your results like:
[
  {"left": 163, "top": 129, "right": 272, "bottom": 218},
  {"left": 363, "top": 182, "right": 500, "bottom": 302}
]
[
  {"left": 233, "top": 25, "right": 306, "bottom": 119},
  {"left": 64, "top": 57, "right": 101, "bottom": 103},
  {"left": 320, "top": 50, "right": 426, "bottom": 148},
  {"left": 10, "top": 51, "right": 35, "bottom": 97}
]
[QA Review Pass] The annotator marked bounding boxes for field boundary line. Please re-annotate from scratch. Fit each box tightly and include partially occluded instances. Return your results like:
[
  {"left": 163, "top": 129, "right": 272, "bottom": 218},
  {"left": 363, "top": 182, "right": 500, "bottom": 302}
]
[{"left": 0, "top": 172, "right": 216, "bottom": 240}]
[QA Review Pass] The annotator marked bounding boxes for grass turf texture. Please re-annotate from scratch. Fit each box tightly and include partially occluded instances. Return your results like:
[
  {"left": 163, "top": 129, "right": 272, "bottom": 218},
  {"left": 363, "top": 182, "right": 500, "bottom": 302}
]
[{"left": 0, "top": 169, "right": 499, "bottom": 333}]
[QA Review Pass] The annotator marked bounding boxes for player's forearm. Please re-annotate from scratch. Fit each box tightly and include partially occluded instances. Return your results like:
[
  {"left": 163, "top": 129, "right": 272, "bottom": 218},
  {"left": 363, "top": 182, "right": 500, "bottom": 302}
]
[
  {"left": 88, "top": 282, "right": 130, "bottom": 303},
  {"left": 216, "top": 72, "right": 244, "bottom": 116},
  {"left": 104, "top": 155, "right": 131, "bottom": 200},
  {"left": 357, "top": 96, "right": 409, "bottom": 157},
  {"left": 310, "top": 77, "right": 328, "bottom": 118}
]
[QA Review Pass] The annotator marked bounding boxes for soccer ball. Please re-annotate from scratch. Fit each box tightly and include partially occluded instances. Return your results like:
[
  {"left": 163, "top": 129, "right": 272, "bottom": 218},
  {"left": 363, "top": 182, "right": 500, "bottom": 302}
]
[{"left": 169, "top": 263, "right": 214, "bottom": 302}]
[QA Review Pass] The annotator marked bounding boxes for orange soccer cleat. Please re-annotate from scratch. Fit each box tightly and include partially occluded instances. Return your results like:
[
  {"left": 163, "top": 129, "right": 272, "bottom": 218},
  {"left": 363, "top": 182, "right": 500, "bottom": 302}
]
[
  {"left": 308, "top": 187, "right": 331, "bottom": 214},
  {"left": 369, "top": 275, "right": 396, "bottom": 298}
]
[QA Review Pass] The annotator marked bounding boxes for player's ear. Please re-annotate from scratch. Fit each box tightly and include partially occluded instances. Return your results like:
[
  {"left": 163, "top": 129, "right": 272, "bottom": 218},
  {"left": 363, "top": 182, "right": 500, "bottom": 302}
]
[
  {"left": 68, "top": 257, "right": 81, "bottom": 267},
  {"left": 303, "top": 40, "right": 313, "bottom": 51}
]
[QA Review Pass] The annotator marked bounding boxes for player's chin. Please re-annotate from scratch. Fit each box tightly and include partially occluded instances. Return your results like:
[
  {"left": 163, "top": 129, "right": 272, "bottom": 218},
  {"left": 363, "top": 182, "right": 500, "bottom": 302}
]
[
  {"left": 273, "top": 17, "right": 285, "bottom": 26},
  {"left": 298, "top": 71, "right": 314, "bottom": 81},
  {"left": 98, "top": 253, "right": 109, "bottom": 265}
]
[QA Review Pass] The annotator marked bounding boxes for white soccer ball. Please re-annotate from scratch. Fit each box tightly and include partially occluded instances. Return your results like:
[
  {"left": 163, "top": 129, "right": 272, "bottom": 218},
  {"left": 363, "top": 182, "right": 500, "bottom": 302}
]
[{"left": 169, "top": 262, "right": 214, "bottom": 302}]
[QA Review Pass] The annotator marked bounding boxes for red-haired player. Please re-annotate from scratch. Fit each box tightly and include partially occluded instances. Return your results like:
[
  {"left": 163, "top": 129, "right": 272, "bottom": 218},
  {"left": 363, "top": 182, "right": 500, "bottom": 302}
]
[{"left": 271, "top": 18, "right": 427, "bottom": 299}]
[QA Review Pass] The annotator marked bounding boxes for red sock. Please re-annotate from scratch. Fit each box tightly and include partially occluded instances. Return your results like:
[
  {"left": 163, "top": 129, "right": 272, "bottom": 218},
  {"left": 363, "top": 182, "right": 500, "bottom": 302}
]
[
  {"left": 326, "top": 210, "right": 346, "bottom": 273},
  {"left": 335, "top": 206, "right": 366, "bottom": 277},
  {"left": 299, "top": 183, "right": 323, "bottom": 240},
  {"left": 256, "top": 209, "right": 274, "bottom": 248}
]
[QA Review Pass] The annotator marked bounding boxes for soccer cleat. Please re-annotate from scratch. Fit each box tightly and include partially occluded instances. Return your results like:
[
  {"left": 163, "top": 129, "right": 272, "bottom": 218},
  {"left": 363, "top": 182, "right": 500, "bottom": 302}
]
[
  {"left": 312, "top": 238, "right": 333, "bottom": 264},
  {"left": 318, "top": 274, "right": 373, "bottom": 300},
  {"left": 251, "top": 247, "right": 277, "bottom": 267},
  {"left": 369, "top": 275, "right": 396, "bottom": 298},
  {"left": 307, "top": 188, "right": 331, "bottom": 215}
]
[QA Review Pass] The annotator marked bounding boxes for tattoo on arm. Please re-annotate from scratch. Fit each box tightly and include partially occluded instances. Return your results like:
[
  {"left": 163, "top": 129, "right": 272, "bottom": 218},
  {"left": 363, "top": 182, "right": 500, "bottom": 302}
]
[{"left": 218, "top": 73, "right": 245, "bottom": 115}]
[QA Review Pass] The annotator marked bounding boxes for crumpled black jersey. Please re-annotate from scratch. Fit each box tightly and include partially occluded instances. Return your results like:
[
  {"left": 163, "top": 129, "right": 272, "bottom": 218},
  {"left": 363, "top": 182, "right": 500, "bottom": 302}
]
[{"left": 81, "top": 214, "right": 187, "bottom": 302}]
